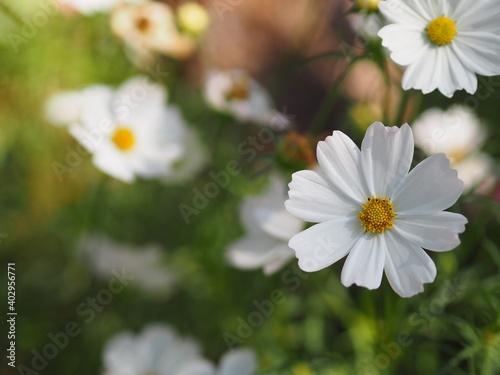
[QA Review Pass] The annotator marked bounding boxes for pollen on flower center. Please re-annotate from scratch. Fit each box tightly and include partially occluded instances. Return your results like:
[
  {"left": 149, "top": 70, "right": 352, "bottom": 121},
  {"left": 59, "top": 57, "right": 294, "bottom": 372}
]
[
  {"left": 357, "top": 196, "right": 396, "bottom": 234},
  {"left": 427, "top": 16, "right": 457, "bottom": 46},
  {"left": 225, "top": 77, "right": 249, "bottom": 101},
  {"left": 112, "top": 127, "right": 135, "bottom": 151},
  {"left": 136, "top": 17, "right": 150, "bottom": 32}
]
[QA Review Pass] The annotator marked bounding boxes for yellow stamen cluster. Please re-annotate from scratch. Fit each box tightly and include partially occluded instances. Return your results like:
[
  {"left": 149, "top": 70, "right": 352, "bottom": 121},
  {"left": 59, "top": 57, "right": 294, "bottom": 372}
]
[
  {"left": 136, "top": 17, "right": 150, "bottom": 33},
  {"left": 356, "top": 0, "right": 381, "bottom": 11},
  {"left": 358, "top": 196, "right": 396, "bottom": 234},
  {"left": 427, "top": 16, "right": 457, "bottom": 46},
  {"left": 225, "top": 78, "right": 250, "bottom": 101},
  {"left": 112, "top": 127, "right": 135, "bottom": 151}
]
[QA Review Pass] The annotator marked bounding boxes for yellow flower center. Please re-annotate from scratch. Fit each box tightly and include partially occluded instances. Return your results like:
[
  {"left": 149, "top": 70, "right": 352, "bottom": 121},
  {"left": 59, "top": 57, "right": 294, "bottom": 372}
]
[
  {"left": 225, "top": 77, "right": 249, "bottom": 101},
  {"left": 427, "top": 16, "right": 457, "bottom": 46},
  {"left": 136, "top": 17, "right": 150, "bottom": 33},
  {"left": 112, "top": 127, "right": 135, "bottom": 151},
  {"left": 356, "top": 0, "right": 380, "bottom": 11},
  {"left": 357, "top": 196, "right": 396, "bottom": 234}
]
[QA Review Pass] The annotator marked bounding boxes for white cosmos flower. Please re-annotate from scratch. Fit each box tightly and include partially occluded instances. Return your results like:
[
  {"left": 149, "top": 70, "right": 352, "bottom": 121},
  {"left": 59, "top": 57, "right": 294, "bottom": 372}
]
[
  {"left": 79, "top": 234, "right": 176, "bottom": 294},
  {"left": 285, "top": 122, "right": 468, "bottom": 298},
  {"left": 412, "top": 105, "right": 486, "bottom": 163},
  {"left": 204, "top": 70, "right": 278, "bottom": 126},
  {"left": 412, "top": 105, "right": 491, "bottom": 190},
  {"left": 111, "top": 2, "right": 196, "bottom": 60},
  {"left": 378, "top": 0, "right": 500, "bottom": 97},
  {"left": 103, "top": 324, "right": 211, "bottom": 375},
  {"left": 227, "top": 174, "right": 304, "bottom": 275},
  {"left": 68, "top": 76, "right": 188, "bottom": 183}
]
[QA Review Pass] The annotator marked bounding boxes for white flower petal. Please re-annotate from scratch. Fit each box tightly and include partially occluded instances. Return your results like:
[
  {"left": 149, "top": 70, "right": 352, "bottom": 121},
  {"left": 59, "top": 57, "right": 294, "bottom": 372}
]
[
  {"left": 394, "top": 211, "right": 467, "bottom": 252},
  {"left": 177, "top": 361, "right": 215, "bottom": 375},
  {"left": 262, "top": 244, "right": 295, "bottom": 275},
  {"left": 92, "top": 146, "right": 136, "bottom": 183},
  {"left": 392, "top": 154, "right": 463, "bottom": 215},
  {"left": 317, "top": 131, "right": 369, "bottom": 203},
  {"left": 217, "top": 349, "right": 257, "bottom": 375},
  {"left": 379, "top": 24, "right": 427, "bottom": 66},
  {"left": 290, "top": 218, "right": 363, "bottom": 272},
  {"left": 378, "top": 0, "right": 428, "bottom": 27},
  {"left": 383, "top": 230, "right": 437, "bottom": 298},
  {"left": 114, "top": 76, "right": 169, "bottom": 126},
  {"left": 227, "top": 235, "right": 289, "bottom": 271},
  {"left": 341, "top": 233, "right": 386, "bottom": 290},
  {"left": 285, "top": 170, "right": 358, "bottom": 223},
  {"left": 361, "top": 122, "right": 414, "bottom": 197},
  {"left": 104, "top": 333, "right": 141, "bottom": 375},
  {"left": 453, "top": 33, "right": 500, "bottom": 77}
]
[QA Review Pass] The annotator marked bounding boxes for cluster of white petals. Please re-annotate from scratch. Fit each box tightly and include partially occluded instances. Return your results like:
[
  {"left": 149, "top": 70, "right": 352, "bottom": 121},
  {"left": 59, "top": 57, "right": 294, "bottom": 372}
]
[
  {"left": 412, "top": 105, "right": 492, "bottom": 190},
  {"left": 46, "top": 77, "right": 206, "bottom": 183},
  {"left": 103, "top": 324, "right": 257, "bottom": 375},
  {"left": 227, "top": 174, "right": 303, "bottom": 274},
  {"left": 378, "top": 0, "right": 500, "bottom": 97},
  {"left": 286, "top": 122, "right": 467, "bottom": 297},
  {"left": 204, "top": 70, "right": 283, "bottom": 127}
]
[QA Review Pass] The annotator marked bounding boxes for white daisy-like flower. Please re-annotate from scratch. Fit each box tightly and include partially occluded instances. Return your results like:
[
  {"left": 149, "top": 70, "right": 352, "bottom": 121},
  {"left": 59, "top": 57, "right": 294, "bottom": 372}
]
[
  {"left": 378, "top": 0, "right": 500, "bottom": 97},
  {"left": 111, "top": 2, "right": 196, "bottom": 60},
  {"left": 78, "top": 234, "right": 176, "bottom": 294},
  {"left": 285, "top": 122, "right": 468, "bottom": 298},
  {"left": 68, "top": 76, "right": 188, "bottom": 183},
  {"left": 227, "top": 174, "right": 304, "bottom": 275},
  {"left": 103, "top": 324, "right": 211, "bottom": 375},
  {"left": 412, "top": 105, "right": 485, "bottom": 163},
  {"left": 412, "top": 105, "right": 491, "bottom": 190},
  {"left": 204, "top": 70, "right": 278, "bottom": 126}
]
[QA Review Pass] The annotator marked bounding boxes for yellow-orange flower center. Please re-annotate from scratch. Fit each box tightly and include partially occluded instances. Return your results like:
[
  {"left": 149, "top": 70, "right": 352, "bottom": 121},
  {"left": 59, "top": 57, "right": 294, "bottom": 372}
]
[
  {"left": 112, "top": 127, "right": 135, "bottom": 151},
  {"left": 225, "top": 77, "right": 249, "bottom": 101},
  {"left": 136, "top": 17, "right": 150, "bottom": 33},
  {"left": 357, "top": 196, "right": 396, "bottom": 234},
  {"left": 427, "top": 17, "right": 457, "bottom": 46}
]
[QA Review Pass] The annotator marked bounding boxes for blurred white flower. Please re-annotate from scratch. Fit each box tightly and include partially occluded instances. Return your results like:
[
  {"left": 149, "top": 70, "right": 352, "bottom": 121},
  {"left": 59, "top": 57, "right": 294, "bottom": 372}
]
[
  {"left": 204, "top": 69, "right": 279, "bottom": 126},
  {"left": 111, "top": 2, "right": 196, "bottom": 60},
  {"left": 103, "top": 324, "right": 211, "bottom": 375},
  {"left": 79, "top": 234, "right": 175, "bottom": 294},
  {"left": 227, "top": 174, "right": 304, "bottom": 275},
  {"left": 67, "top": 76, "right": 190, "bottom": 183},
  {"left": 454, "top": 153, "right": 493, "bottom": 192},
  {"left": 164, "top": 127, "right": 208, "bottom": 184},
  {"left": 348, "top": 13, "right": 383, "bottom": 40},
  {"left": 208, "top": 349, "right": 257, "bottom": 375},
  {"left": 286, "top": 122, "right": 467, "bottom": 297},
  {"left": 64, "top": 0, "right": 145, "bottom": 16},
  {"left": 45, "top": 91, "right": 82, "bottom": 126},
  {"left": 378, "top": 0, "right": 500, "bottom": 97},
  {"left": 413, "top": 105, "right": 491, "bottom": 190}
]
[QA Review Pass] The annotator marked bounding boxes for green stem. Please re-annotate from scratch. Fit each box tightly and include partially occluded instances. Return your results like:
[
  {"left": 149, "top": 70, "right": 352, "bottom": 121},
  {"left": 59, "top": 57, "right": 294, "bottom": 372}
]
[
  {"left": 308, "top": 56, "right": 362, "bottom": 135},
  {"left": 295, "top": 51, "right": 355, "bottom": 71},
  {"left": 394, "top": 89, "right": 411, "bottom": 126},
  {"left": 0, "top": 2, "right": 22, "bottom": 26}
]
